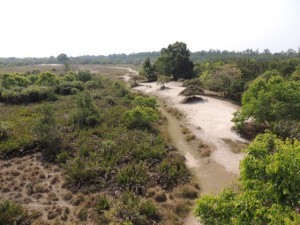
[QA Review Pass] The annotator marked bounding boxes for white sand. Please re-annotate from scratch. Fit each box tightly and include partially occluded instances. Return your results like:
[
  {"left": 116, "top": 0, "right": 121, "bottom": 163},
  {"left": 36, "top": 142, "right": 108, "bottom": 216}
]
[{"left": 132, "top": 81, "right": 246, "bottom": 175}]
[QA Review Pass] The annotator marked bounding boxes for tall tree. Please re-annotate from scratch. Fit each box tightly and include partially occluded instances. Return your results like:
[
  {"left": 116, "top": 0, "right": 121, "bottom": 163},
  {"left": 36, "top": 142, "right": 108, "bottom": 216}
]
[
  {"left": 155, "top": 42, "right": 194, "bottom": 80},
  {"left": 57, "top": 53, "right": 70, "bottom": 71}
]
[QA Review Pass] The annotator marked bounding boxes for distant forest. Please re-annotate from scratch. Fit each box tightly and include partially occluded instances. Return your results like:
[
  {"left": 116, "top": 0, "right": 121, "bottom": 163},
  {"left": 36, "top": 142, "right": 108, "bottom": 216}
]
[{"left": 1, "top": 48, "right": 300, "bottom": 66}]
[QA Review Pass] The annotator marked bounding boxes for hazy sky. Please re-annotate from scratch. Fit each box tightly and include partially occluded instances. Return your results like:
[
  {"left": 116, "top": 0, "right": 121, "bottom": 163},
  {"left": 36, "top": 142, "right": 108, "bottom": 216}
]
[{"left": 0, "top": 0, "right": 299, "bottom": 57}]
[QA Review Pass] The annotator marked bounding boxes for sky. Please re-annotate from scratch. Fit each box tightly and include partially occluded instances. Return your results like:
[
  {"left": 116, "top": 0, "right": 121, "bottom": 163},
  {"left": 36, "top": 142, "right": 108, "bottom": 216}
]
[{"left": 0, "top": 0, "right": 299, "bottom": 57}]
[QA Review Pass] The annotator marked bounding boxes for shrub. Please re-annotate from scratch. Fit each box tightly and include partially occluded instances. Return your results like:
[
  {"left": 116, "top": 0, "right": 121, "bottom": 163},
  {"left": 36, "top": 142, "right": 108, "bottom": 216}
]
[
  {"left": 158, "top": 154, "right": 189, "bottom": 189},
  {"left": 133, "top": 96, "right": 156, "bottom": 109},
  {"left": 96, "top": 195, "right": 110, "bottom": 214},
  {"left": 36, "top": 72, "right": 59, "bottom": 86},
  {"left": 0, "top": 200, "right": 36, "bottom": 225},
  {"left": 56, "top": 81, "right": 84, "bottom": 95},
  {"left": 113, "top": 81, "right": 129, "bottom": 97},
  {"left": 116, "top": 163, "right": 148, "bottom": 189},
  {"left": 0, "top": 121, "right": 12, "bottom": 141},
  {"left": 77, "top": 69, "right": 93, "bottom": 82},
  {"left": 71, "top": 92, "right": 101, "bottom": 128},
  {"left": 85, "top": 80, "right": 100, "bottom": 90},
  {"left": 123, "top": 106, "right": 158, "bottom": 129},
  {"left": 139, "top": 200, "right": 160, "bottom": 220},
  {"left": 33, "top": 103, "right": 61, "bottom": 161}
]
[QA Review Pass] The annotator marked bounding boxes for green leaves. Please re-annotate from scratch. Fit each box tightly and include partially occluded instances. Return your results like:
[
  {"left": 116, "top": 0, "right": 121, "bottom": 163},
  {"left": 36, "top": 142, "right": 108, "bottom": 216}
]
[{"left": 195, "top": 133, "right": 300, "bottom": 224}]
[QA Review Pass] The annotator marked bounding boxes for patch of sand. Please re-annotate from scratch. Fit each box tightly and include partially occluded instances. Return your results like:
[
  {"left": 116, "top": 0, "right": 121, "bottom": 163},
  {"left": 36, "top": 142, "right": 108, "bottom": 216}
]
[{"left": 133, "top": 81, "right": 247, "bottom": 175}]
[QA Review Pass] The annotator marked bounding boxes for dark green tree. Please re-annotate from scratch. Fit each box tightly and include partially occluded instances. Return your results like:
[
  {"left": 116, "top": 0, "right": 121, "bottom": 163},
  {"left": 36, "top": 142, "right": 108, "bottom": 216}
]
[
  {"left": 57, "top": 53, "right": 70, "bottom": 72},
  {"left": 142, "top": 58, "right": 156, "bottom": 81},
  {"left": 155, "top": 42, "right": 194, "bottom": 80}
]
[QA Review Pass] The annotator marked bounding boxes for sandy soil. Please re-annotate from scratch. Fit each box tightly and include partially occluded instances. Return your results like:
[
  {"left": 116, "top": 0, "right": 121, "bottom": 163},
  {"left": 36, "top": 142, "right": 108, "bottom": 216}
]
[
  {"left": 0, "top": 153, "right": 96, "bottom": 224},
  {"left": 132, "top": 81, "right": 246, "bottom": 175}
]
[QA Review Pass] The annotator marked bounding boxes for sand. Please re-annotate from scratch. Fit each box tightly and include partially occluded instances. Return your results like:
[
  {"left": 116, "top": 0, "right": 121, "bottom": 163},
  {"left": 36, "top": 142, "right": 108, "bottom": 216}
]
[{"left": 132, "top": 80, "right": 246, "bottom": 175}]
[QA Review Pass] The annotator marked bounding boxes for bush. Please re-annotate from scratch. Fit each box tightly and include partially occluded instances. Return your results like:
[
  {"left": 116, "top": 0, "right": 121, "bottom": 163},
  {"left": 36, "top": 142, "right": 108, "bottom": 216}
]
[
  {"left": 77, "top": 69, "right": 93, "bottom": 82},
  {"left": 116, "top": 163, "right": 148, "bottom": 189},
  {"left": 133, "top": 96, "right": 156, "bottom": 108},
  {"left": 36, "top": 72, "right": 60, "bottom": 86},
  {"left": 0, "top": 86, "right": 55, "bottom": 104},
  {"left": 96, "top": 195, "right": 110, "bottom": 214},
  {"left": 71, "top": 92, "right": 101, "bottom": 128},
  {"left": 0, "top": 121, "right": 12, "bottom": 141},
  {"left": 158, "top": 154, "right": 189, "bottom": 189},
  {"left": 56, "top": 81, "right": 84, "bottom": 95},
  {"left": 123, "top": 106, "right": 158, "bottom": 129},
  {"left": 33, "top": 103, "right": 61, "bottom": 161},
  {"left": 139, "top": 200, "right": 160, "bottom": 220},
  {"left": 0, "top": 200, "right": 36, "bottom": 225}
]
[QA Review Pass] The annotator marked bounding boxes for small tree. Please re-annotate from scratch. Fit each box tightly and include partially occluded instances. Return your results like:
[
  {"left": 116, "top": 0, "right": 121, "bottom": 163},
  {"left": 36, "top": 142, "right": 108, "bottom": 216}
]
[
  {"left": 142, "top": 58, "right": 156, "bottom": 81},
  {"left": 57, "top": 53, "right": 70, "bottom": 72}
]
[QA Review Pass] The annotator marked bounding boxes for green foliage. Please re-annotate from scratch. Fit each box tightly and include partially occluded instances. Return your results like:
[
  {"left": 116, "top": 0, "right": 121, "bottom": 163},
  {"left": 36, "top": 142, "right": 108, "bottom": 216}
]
[
  {"left": 157, "top": 75, "right": 171, "bottom": 85},
  {"left": 155, "top": 42, "right": 195, "bottom": 80},
  {"left": 71, "top": 92, "right": 101, "bottom": 128},
  {"left": 0, "top": 74, "right": 31, "bottom": 89},
  {"left": 116, "top": 163, "right": 148, "bottom": 189},
  {"left": 0, "top": 86, "right": 56, "bottom": 104},
  {"left": 33, "top": 103, "right": 61, "bottom": 161},
  {"left": 234, "top": 73, "right": 300, "bottom": 138},
  {"left": 96, "top": 195, "right": 110, "bottom": 214},
  {"left": 123, "top": 106, "right": 158, "bottom": 129},
  {"left": 158, "top": 154, "right": 189, "bottom": 189},
  {"left": 133, "top": 96, "right": 156, "bottom": 108},
  {"left": 200, "top": 64, "right": 242, "bottom": 99},
  {"left": 36, "top": 72, "right": 59, "bottom": 86},
  {"left": 0, "top": 200, "right": 36, "bottom": 225},
  {"left": 139, "top": 200, "right": 160, "bottom": 220},
  {"left": 141, "top": 58, "right": 157, "bottom": 81},
  {"left": 0, "top": 121, "right": 12, "bottom": 141},
  {"left": 56, "top": 81, "right": 84, "bottom": 95},
  {"left": 180, "top": 78, "right": 204, "bottom": 96},
  {"left": 195, "top": 133, "right": 300, "bottom": 225},
  {"left": 113, "top": 81, "right": 130, "bottom": 97},
  {"left": 77, "top": 69, "right": 93, "bottom": 82}
]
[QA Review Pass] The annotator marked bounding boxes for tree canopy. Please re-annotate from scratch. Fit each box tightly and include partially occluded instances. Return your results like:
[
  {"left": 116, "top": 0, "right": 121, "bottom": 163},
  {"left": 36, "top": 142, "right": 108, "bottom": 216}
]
[
  {"left": 195, "top": 133, "right": 300, "bottom": 225},
  {"left": 155, "top": 42, "right": 195, "bottom": 80},
  {"left": 233, "top": 71, "right": 300, "bottom": 139}
]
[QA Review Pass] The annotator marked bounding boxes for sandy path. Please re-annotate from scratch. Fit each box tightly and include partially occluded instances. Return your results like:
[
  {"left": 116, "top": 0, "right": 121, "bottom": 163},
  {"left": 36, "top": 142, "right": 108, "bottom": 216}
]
[
  {"left": 132, "top": 81, "right": 246, "bottom": 174},
  {"left": 103, "top": 67, "right": 247, "bottom": 225}
]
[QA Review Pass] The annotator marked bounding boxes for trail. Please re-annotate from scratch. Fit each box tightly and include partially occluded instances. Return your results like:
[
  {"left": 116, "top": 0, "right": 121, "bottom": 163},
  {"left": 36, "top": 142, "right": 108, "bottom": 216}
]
[{"left": 106, "top": 67, "right": 247, "bottom": 225}]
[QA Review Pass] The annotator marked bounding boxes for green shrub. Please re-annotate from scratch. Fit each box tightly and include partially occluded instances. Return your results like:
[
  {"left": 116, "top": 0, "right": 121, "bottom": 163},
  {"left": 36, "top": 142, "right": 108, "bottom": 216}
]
[
  {"left": 113, "top": 81, "right": 129, "bottom": 97},
  {"left": 33, "top": 103, "right": 61, "bottom": 161},
  {"left": 139, "top": 200, "right": 160, "bottom": 220},
  {"left": 133, "top": 96, "right": 156, "bottom": 108},
  {"left": 71, "top": 92, "right": 101, "bottom": 128},
  {"left": 85, "top": 80, "right": 100, "bottom": 90},
  {"left": 96, "top": 195, "right": 110, "bottom": 214},
  {"left": 77, "top": 69, "right": 93, "bottom": 82},
  {"left": 158, "top": 154, "right": 189, "bottom": 189},
  {"left": 0, "top": 200, "right": 36, "bottom": 225},
  {"left": 36, "top": 72, "right": 59, "bottom": 86},
  {"left": 116, "top": 163, "right": 148, "bottom": 189},
  {"left": 0, "top": 74, "right": 31, "bottom": 89},
  {"left": 123, "top": 106, "right": 158, "bottom": 129},
  {"left": 56, "top": 81, "right": 84, "bottom": 95},
  {"left": 0, "top": 121, "right": 12, "bottom": 141}
]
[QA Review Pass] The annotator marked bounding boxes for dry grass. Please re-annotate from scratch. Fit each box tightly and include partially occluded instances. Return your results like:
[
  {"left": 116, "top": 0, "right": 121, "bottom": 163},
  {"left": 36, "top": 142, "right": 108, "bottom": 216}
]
[
  {"left": 165, "top": 106, "right": 183, "bottom": 120},
  {"left": 222, "top": 138, "right": 247, "bottom": 153}
]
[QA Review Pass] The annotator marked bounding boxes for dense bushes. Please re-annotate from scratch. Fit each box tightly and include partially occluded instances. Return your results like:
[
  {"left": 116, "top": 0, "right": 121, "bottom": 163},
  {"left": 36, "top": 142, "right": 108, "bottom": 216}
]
[
  {"left": 0, "top": 69, "right": 102, "bottom": 104},
  {"left": 123, "top": 106, "right": 158, "bottom": 129},
  {"left": 195, "top": 133, "right": 300, "bottom": 224},
  {"left": 233, "top": 72, "right": 300, "bottom": 139}
]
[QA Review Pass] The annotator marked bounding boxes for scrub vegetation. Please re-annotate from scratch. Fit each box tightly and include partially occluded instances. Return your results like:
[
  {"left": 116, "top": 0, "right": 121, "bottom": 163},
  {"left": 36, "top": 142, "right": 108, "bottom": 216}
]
[{"left": 0, "top": 67, "right": 196, "bottom": 225}]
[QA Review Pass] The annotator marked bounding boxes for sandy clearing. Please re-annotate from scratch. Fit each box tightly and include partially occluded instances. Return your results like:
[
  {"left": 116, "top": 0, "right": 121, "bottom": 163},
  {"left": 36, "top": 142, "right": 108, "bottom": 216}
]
[{"left": 132, "top": 81, "right": 246, "bottom": 174}]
